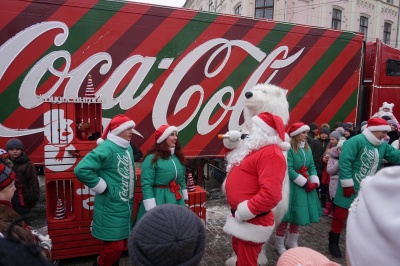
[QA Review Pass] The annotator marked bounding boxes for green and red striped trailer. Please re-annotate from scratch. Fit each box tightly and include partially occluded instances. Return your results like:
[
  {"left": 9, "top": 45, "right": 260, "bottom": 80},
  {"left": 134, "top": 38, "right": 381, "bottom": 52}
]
[{"left": 2, "top": 0, "right": 399, "bottom": 261}]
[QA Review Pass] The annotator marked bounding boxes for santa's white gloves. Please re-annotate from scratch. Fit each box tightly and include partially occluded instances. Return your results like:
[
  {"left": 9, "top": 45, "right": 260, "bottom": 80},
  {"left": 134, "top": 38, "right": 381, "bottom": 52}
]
[
  {"left": 234, "top": 200, "right": 256, "bottom": 223},
  {"left": 223, "top": 130, "right": 242, "bottom": 150}
]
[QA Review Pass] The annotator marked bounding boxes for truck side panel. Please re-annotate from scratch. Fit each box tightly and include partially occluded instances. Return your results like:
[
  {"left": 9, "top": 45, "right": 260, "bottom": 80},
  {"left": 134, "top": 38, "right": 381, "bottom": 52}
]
[{"left": 0, "top": 0, "right": 364, "bottom": 164}]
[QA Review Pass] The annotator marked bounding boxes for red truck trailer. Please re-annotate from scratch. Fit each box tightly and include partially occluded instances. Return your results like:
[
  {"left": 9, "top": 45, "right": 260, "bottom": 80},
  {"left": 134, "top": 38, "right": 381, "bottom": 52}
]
[{"left": 1, "top": 0, "right": 400, "bottom": 260}]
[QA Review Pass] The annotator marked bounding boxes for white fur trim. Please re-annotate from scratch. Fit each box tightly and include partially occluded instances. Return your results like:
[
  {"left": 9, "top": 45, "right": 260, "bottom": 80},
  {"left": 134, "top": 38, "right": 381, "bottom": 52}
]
[
  {"left": 367, "top": 125, "right": 391, "bottom": 132},
  {"left": 223, "top": 215, "right": 275, "bottom": 243},
  {"left": 96, "top": 138, "right": 104, "bottom": 144},
  {"left": 156, "top": 126, "right": 178, "bottom": 144},
  {"left": 225, "top": 255, "right": 237, "bottom": 266},
  {"left": 143, "top": 198, "right": 157, "bottom": 211},
  {"left": 182, "top": 189, "right": 188, "bottom": 200},
  {"left": 279, "top": 142, "right": 291, "bottom": 151},
  {"left": 362, "top": 129, "right": 384, "bottom": 146},
  {"left": 237, "top": 200, "right": 256, "bottom": 221},
  {"left": 252, "top": 116, "right": 278, "bottom": 137},
  {"left": 293, "top": 174, "right": 308, "bottom": 187},
  {"left": 340, "top": 178, "right": 354, "bottom": 187},
  {"left": 107, "top": 133, "right": 130, "bottom": 148},
  {"left": 110, "top": 120, "right": 135, "bottom": 136},
  {"left": 91, "top": 177, "right": 107, "bottom": 194},
  {"left": 290, "top": 125, "right": 310, "bottom": 137},
  {"left": 309, "top": 175, "right": 320, "bottom": 186},
  {"left": 223, "top": 139, "right": 239, "bottom": 150}
]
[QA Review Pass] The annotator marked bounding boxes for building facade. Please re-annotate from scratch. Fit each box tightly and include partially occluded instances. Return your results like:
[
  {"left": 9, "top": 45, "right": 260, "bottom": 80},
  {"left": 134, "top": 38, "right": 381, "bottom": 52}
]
[{"left": 183, "top": 0, "right": 400, "bottom": 48}]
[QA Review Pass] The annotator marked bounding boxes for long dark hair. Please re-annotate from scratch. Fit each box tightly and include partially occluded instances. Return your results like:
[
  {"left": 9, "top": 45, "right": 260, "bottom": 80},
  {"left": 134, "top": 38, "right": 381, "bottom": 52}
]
[{"left": 143, "top": 139, "right": 186, "bottom": 166}]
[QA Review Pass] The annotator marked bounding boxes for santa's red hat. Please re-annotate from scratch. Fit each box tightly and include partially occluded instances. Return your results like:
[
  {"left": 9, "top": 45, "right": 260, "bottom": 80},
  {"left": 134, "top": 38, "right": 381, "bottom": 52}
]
[
  {"left": 155, "top": 125, "right": 178, "bottom": 144},
  {"left": 287, "top": 122, "right": 310, "bottom": 137},
  {"left": 97, "top": 114, "right": 135, "bottom": 144},
  {"left": 252, "top": 112, "right": 291, "bottom": 151},
  {"left": 366, "top": 117, "right": 391, "bottom": 132}
]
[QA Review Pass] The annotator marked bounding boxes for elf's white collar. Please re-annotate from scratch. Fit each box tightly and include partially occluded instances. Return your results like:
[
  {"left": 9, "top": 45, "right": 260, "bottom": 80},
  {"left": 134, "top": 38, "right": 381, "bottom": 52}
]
[
  {"left": 298, "top": 141, "right": 306, "bottom": 148},
  {"left": 107, "top": 133, "right": 130, "bottom": 148},
  {"left": 362, "top": 128, "right": 384, "bottom": 146}
]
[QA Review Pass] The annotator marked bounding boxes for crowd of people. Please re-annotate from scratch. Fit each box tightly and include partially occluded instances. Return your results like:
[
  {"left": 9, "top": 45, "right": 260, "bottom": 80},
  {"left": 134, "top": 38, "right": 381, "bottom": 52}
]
[{"left": 1, "top": 100, "right": 400, "bottom": 266}]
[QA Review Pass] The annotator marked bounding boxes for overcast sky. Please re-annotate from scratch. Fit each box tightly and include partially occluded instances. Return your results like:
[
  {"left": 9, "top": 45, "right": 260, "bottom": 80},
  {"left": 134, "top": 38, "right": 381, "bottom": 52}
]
[{"left": 131, "top": 0, "right": 186, "bottom": 7}]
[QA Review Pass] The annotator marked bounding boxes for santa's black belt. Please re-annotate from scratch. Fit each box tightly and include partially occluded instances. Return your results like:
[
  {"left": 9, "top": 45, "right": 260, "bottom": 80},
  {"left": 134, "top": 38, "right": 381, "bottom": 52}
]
[{"left": 231, "top": 208, "right": 270, "bottom": 218}]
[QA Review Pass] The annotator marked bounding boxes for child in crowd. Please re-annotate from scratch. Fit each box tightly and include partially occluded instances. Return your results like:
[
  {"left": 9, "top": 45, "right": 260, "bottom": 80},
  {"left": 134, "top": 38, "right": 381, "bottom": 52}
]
[
  {"left": 6, "top": 139, "right": 39, "bottom": 225},
  {"left": 326, "top": 139, "right": 345, "bottom": 218}
]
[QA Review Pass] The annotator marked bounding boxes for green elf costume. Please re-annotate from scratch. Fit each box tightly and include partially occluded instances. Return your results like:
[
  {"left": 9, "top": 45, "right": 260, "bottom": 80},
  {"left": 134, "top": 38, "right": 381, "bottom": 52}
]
[
  {"left": 329, "top": 117, "right": 400, "bottom": 258},
  {"left": 135, "top": 125, "right": 188, "bottom": 222},
  {"left": 74, "top": 114, "right": 136, "bottom": 266}
]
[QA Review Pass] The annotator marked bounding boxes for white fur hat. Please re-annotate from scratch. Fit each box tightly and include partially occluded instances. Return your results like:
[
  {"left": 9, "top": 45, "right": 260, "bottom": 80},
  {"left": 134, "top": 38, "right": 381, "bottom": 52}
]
[
  {"left": 252, "top": 112, "right": 290, "bottom": 151},
  {"left": 382, "top": 102, "right": 394, "bottom": 112},
  {"left": 346, "top": 166, "right": 400, "bottom": 266}
]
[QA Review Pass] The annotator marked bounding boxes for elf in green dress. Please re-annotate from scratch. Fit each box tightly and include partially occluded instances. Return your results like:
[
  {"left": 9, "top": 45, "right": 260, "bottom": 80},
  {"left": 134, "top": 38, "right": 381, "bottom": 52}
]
[
  {"left": 274, "top": 122, "right": 322, "bottom": 255},
  {"left": 136, "top": 125, "right": 187, "bottom": 222}
]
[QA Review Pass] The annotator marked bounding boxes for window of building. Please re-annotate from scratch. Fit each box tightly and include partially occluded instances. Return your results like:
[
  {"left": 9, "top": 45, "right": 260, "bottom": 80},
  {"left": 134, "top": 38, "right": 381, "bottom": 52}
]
[
  {"left": 384, "top": 22, "right": 391, "bottom": 45},
  {"left": 332, "top": 9, "right": 342, "bottom": 29},
  {"left": 359, "top": 16, "right": 368, "bottom": 40},
  {"left": 209, "top": 0, "right": 214, "bottom": 11},
  {"left": 387, "top": 0, "right": 393, "bottom": 4},
  {"left": 234, "top": 5, "right": 242, "bottom": 15},
  {"left": 255, "top": 0, "right": 274, "bottom": 19}
]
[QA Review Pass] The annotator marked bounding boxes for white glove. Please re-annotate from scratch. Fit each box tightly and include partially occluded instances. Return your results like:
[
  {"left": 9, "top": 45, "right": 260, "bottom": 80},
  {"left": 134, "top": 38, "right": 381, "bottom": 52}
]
[
  {"left": 234, "top": 210, "right": 244, "bottom": 223},
  {"left": 227, "top": 130, "right": 242, "bottom": 141}
]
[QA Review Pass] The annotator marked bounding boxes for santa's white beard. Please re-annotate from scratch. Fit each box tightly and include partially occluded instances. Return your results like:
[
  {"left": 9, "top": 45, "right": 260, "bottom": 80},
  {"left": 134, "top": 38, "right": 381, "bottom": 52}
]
[{"left": 226, "top": 124, "right": 279, "bottom": 173}]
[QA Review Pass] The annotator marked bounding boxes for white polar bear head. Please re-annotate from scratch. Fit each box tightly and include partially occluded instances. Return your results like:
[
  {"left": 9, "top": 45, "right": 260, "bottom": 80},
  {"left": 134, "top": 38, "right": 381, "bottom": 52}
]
[{"left": 243, "top": 84, "right": 289, "bottom": 126}]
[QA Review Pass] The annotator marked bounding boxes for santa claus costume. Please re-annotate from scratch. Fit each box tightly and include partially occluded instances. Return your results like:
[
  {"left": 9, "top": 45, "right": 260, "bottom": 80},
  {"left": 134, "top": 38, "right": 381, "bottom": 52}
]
[{"left": 223, "top": 112, "right": 290, "bottom": 266}]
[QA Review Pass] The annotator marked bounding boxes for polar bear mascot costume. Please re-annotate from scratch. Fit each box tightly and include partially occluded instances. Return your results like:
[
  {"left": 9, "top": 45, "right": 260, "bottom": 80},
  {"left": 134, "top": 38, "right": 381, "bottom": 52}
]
[{"left": 222, "top": 83, "right": 290, "bottom": 266}]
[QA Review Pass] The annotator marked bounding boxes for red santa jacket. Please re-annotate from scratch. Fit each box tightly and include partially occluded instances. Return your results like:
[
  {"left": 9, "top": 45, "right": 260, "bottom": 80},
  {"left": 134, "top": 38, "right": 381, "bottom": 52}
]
[{"left": 223, "top": 144, "right": 286, "bottom": 243}]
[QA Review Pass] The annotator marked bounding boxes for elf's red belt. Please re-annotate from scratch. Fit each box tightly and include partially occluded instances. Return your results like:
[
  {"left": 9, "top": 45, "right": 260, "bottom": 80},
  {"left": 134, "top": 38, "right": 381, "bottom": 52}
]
[
  {"left": 154, "top": 180, "right": 182, "bottom": 200},
  {"left": 231, "top": 208, "right": 270, "bottom": 217}
]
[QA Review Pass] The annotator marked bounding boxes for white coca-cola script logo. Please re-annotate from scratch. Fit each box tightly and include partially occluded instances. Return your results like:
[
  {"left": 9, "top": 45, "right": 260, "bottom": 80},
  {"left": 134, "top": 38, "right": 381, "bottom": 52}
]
[{"left": 0, "top": 21, "right": 303, "bottom": 137}]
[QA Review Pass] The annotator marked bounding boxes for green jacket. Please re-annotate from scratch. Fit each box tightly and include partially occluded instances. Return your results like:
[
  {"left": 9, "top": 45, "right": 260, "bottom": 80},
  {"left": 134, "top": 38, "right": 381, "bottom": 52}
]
[
  {"left": 335, "top": 130, "right": 400, "bottom": 209},
  {"left": 74, "top": 138, "right": 136, "bottom": 241},
  {"left": 282, "top": 146, "right": 322, "bottom": 225},
  {"left": 135, "top": 153, "right": 186, "bottom": 222}
]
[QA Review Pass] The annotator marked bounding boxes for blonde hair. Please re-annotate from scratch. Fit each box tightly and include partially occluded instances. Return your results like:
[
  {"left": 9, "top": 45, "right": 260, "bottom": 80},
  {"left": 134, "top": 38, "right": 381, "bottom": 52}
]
[{"left": 291, "top": 134, "right": 309, "bottom": 153}]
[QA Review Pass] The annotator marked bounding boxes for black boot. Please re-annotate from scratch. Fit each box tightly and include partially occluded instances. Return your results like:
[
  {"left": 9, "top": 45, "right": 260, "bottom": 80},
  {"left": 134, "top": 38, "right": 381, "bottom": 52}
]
[
  {"left": 328, "top": 231, "right": 342, "bottom": 258},
  {"left": 320, "top": 194, "right": 327, "bottom": 208}
]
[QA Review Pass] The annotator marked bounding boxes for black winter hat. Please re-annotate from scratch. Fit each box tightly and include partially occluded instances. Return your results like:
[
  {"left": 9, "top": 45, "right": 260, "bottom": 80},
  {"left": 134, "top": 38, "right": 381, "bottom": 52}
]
[
  {"left": 6, "top": 139, "right": 23, "bottom": 151},
  {"left": 320, "top": 127, "right": 330, "bottom": 135},
  {"left": 128, "top": 204, "right": 205, "bottom": 266},
  {"left": 308, "top": 122, "right": 318, "bottom": 131}
]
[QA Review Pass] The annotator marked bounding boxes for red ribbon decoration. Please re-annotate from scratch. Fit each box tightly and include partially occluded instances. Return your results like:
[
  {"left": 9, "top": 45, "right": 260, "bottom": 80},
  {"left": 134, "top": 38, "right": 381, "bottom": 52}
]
[{"left": 169, "top": 180, "right": 182, "bottom": 200}]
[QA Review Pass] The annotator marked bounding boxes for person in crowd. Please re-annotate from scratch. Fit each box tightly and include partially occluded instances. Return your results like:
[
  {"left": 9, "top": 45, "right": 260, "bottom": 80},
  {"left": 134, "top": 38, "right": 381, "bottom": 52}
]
[
  {"left": 130, "top": 143, "right": 143, "bottom": 162},
  {"left": 277, "top": 247, "right": 340, "bottom": 266},
  {"left": 128, "top": 204, "right": 205, "bottom": 266},
  {"left": 74, "top": 114, "right": 137, "bottom": 266},
  {"left": 387, "top": 120, "right": 399, "bottom": 144},
  {"left": 307, "top": 122, "right": 318, "bottom": 144},
  {"left": 335, "top": 126, "right": 345, "bottom": 136},
  {"left": 321, "top": 131, "right": 342, "bottom": 216},
  {"left": 342, "top": 123, "right": 356, "bottom": 139},
  {"left": 333, "top": 121, "right": 343, "bottom": 131},
  {"left": 346, "top": 166, "right": 400, "bottom": 265},
  {"left": 371, "top": 102, "right": 399, "bottom": 125},
  {"left": 391, "top": 135, "right": 400, "bottom": 150},
  {"left": 360, "top": 121, "right": 368, "bottom": 132},
  {"left": 274, "top": 122, "right": 321, "bottom": 255},
  {"left": 309, "top": 126, "right": 330, "bottom": 207},
  {"left": 6, "top": 139, "right": 39, "bottom": 225},
  {"left": 135, "top": 125, "right": 188, "bottom": 223},
  {"left": 0, "top": 163, "right": 52, "bottom": 261},
  {"left": 320, "top": 123, "right": 330, "bottom": 130},
  {"left": 0, "top": 148, "right": 13, "bottom": 168},
  {"left": 326, "top": 138, "right": 346, "bottom": 218},
  {"left": 328, "top": 117, "right": 400, "bottom": 258}
]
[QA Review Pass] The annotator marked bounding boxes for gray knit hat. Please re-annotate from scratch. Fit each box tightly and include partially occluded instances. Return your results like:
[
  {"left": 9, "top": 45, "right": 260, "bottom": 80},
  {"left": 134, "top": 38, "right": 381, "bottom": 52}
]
[
  {"left": 6, "top": 138, "right": 23, "bottom": 151},
  {"left": 128, "top": 204, "right": 205, "bottom": 266},
  {"left": 329, "top": 131, "right": 342, "bottom": 141}
]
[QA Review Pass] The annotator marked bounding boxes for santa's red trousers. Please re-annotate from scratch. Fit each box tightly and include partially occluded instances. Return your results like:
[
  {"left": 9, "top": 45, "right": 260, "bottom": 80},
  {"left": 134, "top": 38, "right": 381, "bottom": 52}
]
[
  {"left": 232, "top": 236, "right": 263, "bottom": 266},
  {"left": 330, "top": 205, "right": 349, "bottom": 233},
  {"left": 97, "top": 239, "right": 126, "bottom": 266}
]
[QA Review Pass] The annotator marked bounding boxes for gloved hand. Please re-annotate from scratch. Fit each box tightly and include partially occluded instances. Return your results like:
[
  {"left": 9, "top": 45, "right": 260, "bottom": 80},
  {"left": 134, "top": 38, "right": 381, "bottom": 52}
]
[
  {"left": 305, "top": 182, "right": 318, "bottom": 192},
  {"left": 227, "top": 130, "right": 242, "bottom": 142},
  {"left": 343, "top": 186, "right": 356, "bottom": 198},
  {"left": 234, "top": 210, "right": 244, "bottom": 223}
]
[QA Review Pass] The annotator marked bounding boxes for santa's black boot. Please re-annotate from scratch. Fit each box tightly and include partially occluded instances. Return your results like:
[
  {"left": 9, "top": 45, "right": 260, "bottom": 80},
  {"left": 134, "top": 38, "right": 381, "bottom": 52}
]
[{"left": 328, "top": 231, "right": 342, "bottom": 258}]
